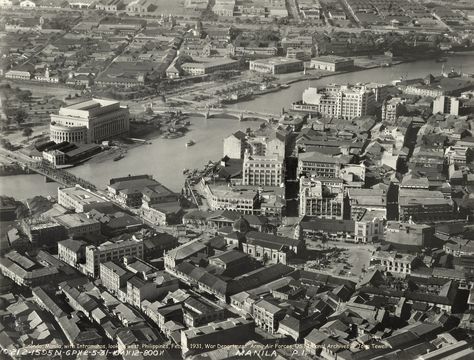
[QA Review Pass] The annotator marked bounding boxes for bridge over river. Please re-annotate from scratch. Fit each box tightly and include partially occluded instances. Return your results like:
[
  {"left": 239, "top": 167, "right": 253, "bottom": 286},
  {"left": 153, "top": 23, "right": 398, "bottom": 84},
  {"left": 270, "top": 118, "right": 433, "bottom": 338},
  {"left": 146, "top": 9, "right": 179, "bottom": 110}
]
[
  {"left": 0, "top": 147, "right": 96, "bottom": 190},
  {"left": 144, "top": 104, "right": 277, "bottom": 122},
  {"left": 27, "top": 161, "right": 97, "bottom": 190}
]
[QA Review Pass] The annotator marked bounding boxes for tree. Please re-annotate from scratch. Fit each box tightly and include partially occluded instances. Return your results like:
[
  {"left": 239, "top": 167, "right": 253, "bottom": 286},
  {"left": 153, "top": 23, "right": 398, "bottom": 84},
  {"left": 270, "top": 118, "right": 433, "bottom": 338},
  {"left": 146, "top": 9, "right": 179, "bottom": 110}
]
[
  {"left": 0, "top": 138, "right": 13, "bottom": 150},
  {"left": 22, "top": 127, "right": 33, "bottom": 139},
  {"left": 14, "top": 109, "right": 28, "bottom": 125},
  {"left": 16, "top": 90, "right": 32, "bottom": 102}
]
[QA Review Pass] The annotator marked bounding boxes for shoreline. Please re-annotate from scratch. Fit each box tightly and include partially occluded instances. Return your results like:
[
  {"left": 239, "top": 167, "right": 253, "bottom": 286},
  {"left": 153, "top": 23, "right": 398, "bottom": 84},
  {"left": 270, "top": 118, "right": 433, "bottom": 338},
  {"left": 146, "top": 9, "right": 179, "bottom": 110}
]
[{"left": 232, "top": 53, "right": 468, "bottom": 105}]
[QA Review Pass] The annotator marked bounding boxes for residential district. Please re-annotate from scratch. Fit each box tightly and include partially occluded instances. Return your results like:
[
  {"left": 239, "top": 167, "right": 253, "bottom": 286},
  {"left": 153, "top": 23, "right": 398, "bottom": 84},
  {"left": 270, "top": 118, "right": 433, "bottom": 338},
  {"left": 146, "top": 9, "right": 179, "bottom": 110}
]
[{"left": 1, "top": 0, "right": 474, "bottom": 359}]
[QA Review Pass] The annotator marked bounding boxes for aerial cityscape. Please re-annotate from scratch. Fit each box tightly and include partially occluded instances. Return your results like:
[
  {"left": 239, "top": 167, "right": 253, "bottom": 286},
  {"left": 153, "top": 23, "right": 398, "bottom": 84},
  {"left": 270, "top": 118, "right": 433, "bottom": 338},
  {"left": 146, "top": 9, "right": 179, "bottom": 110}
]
[{"left": 0, "top": 0, "right": 474, "bottom": 359}]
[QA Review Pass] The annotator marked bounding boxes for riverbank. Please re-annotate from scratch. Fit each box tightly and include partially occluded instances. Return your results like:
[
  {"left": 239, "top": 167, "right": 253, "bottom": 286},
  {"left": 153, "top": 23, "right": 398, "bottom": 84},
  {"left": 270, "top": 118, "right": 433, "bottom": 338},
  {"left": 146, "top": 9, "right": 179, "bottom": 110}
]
[
  {"left": 262, "top": 55, "right": 433, "bottom": 88},
  {"left": 228, "top": 53, "right": 461, "bottom": 106}
]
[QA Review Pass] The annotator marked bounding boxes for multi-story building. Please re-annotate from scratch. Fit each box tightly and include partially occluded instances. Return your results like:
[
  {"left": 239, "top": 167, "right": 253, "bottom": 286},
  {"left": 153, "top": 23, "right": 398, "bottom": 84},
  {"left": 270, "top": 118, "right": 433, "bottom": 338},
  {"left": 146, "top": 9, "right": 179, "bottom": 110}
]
[
  {"left": 354, "top": 211, "right": 385, "bottom": 243},
  {"left": 96, "top": 0, "right": 124, "bottom": 11},
  {"left": 100, "top": 261, "right": 133, "bottom": 295},
  {"left": 291, "top": 85, "right": 376, "bottom": 119},
  {"left": 398, "top": 189, "right": 454, "bottom": 222},
  {"left": 107, "top": 175, "right": 178, "bottom": 208},
  {"left": 53, "top": 213, "right": 101, "bottom": 238},
  {"left": 126, "top": 274, "right": 177, "bottom": 308},
  {"left": 249, "top": 57, "right": 304, "bottom": 74},
  {"left": 228, "top": 44, "right": 278, "bottom": 57},
  {"left": 299, "top": 176, "right": 344, "bottom": 219},
  {"left": 403, "top": 75, "right": 474, "bottom": 98},
  {"left": 298, "top": 218, "right": 356, "bottom": 242},
  {"left": 83, "top": 238, "right": 144, "bottom": 277},
  {"left": 370, "top": 251, "right": 419, "bottom": 277},
  {"left": 242, "top": 153, "right": 284, "bottom": 187},
  {"left": 347, "top": 188, "right": 387, "bottom": 220},
  {"left": 433, "top": 95, "right": 457, "bottom": 115},
  {"left": 298, "top": 0, "right": 322, "bottom": 19},
  {"left": 183, "top": 296, "right": 226, "bottom": 327},
  {"left": 58, "top": 185, "right": 110, "bottom": 213},
  {"left": 252, "top": 299, "right": 286, "bottom": 334},
  {"left": 180, "top": 59, "right": 240, "bottom": 76},
  {"left": 297, "top": 151, "right": 349, "bottom": 179},
  {"left": 21, "top": 219, "right": 67, "bottom": 245},
  {"left": 247, "top": 131, "right": 286, "bottom": 158},
  {"left": 223, "top": 130, "right": 247, "bottom": 159},
  {"left": 381, "top": 97, "right": 405, "bottom": 122},
  {"left": 212, "top": 0, "right": 235, "bottom": 16},
  {"left": 58, "top": 239, "right": 87, "bottom": 268},
  {"left": 5, "top": 70, "right": 31, "bottom": 80},
  {"left": 310, "top": 55, "right": 353, "bottom": 72},
  {"left": 223, "top": 129, "right": 287, "bottom": 159},
  {"left": 201, "top": 181, "right": 259, "bottom": 214},
  {"left": 42, "top": 149, "right": 66, "bottom": 167},
  {"left": 0, "top": 251, "right": 63, "bottom": 287},
  {"left": 242, "top": 231, "right": 304, "bottom": 264},
  {"left": 385, "top": 222, "right": 434, "bottom": 247},
  {"left": 50, "top": 98, "right": 129, "bottom": 144}
]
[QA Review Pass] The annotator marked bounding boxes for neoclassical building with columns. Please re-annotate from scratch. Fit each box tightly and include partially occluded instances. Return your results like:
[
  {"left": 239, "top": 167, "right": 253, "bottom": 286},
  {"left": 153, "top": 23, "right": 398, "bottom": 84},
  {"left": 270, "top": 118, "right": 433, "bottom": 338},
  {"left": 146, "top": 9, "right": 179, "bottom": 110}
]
[{"left": 50, "top": 98, "right": 129, "bottom": 144}]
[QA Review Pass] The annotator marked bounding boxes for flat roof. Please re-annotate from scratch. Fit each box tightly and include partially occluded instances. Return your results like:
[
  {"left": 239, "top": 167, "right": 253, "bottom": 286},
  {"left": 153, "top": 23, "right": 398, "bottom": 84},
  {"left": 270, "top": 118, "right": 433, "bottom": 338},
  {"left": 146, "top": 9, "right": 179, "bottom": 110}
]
[
  {"left": 66, "top": 98, "right": 118, "bottom": 111},
  {"left": 54, "top": 213, "right": 99, "bottom": 228},
  {"left": 59, "top": 186, "right": 108, "bottom": 205},
  {"left": 251, "top": 57, "right": 303, "bottom": 66},
  {"left": 312, "top": 55, "right": 352, "bottom": 64}
]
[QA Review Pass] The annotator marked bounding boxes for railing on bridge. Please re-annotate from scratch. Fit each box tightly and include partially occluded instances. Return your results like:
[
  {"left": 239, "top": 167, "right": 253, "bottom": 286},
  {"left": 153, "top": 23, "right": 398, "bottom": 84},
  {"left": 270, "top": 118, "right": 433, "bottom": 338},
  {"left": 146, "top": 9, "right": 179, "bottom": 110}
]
[{"left": 28, "top": 161, "right": 97, "bottom": 191}]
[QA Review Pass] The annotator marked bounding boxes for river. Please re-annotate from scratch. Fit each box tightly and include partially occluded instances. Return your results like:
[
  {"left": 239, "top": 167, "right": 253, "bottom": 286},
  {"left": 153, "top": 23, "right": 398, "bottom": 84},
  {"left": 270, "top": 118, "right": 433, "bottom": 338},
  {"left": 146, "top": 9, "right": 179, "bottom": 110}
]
[
  {"left": 230, "top": 52, "right": 474, "bottom": 114},
  {"left": 1, "top": 53, "right": 474, "bottom": 199}
]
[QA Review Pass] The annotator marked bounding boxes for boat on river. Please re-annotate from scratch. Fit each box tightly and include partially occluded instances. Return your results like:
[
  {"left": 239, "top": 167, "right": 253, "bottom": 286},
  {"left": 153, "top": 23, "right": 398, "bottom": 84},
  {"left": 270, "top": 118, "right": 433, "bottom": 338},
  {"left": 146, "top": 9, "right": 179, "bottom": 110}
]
[{"left": 186, "top": 140, "right": 195, "bottom": 147}]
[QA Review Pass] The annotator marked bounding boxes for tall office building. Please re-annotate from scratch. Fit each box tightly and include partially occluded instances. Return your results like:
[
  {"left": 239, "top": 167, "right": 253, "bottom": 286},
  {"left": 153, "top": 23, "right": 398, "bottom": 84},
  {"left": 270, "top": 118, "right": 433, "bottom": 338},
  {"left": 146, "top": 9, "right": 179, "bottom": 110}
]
[
  {"left": 50, "top": 98, "right": 129, "bottom": 144},
  {"left": 84, "top": 238, "right": 144, "bottom": 277},
  {"left": 242, "top": 152, "right": 284, "bottom": 187},
  {"left": 292, "top": 84, "right": 376, "bottom": 119},
  {"left": 299, "top": 176, "right": 344, "bottom": 219}
]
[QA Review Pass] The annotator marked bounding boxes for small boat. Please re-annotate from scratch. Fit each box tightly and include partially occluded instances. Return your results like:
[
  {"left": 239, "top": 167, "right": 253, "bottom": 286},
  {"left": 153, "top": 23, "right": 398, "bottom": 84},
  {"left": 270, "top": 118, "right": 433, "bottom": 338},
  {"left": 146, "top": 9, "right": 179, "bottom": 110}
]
[
  {"left": 113, "top": 153, "right": 124, "bottom": 161},
  {"left": 186, "top": 140, "right": 195, "bottom": 147},
  {"left": 280, "top": 84, "right": 290, "bottom": 89},
  {"left": 435, "top": 58, "right": 447, "bottom": 63},
  {"left": 381, "top": 63, "right": 392, "bottom": 67}
]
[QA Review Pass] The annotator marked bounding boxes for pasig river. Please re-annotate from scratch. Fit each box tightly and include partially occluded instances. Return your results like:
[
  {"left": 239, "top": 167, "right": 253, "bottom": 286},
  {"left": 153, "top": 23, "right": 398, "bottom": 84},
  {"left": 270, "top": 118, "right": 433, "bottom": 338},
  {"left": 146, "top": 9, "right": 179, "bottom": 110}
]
[{"left": 1, "top": 52, "right": 473, "bottom": 198}]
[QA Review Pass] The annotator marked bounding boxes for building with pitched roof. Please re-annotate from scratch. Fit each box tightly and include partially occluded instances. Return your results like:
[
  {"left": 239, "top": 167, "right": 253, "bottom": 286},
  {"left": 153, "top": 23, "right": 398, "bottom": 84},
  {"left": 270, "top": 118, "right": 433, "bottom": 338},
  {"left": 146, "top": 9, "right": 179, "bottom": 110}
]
[{"left": 242, "top": 231, "right": 303, "bottom": 264}]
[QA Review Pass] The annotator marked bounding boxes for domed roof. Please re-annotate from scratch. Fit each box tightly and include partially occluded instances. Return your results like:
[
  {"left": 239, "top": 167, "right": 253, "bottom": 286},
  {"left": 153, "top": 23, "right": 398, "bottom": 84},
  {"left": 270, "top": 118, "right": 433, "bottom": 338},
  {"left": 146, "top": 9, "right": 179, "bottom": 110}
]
[{"left": 233, "top": 215, "right": 250, "bottom": 234}]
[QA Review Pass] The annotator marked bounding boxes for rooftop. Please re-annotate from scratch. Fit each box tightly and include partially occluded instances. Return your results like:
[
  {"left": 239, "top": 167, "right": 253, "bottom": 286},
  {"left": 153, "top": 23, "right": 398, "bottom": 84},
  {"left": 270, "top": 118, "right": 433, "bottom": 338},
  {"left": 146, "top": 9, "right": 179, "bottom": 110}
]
[
  {"left": 59, "top": 186, "right": 108, "bottom": 206},
  {"left": 54, "top": 213, "right": 99, "bottom": 228},
  {"left": 312, "top": 55, "right": 352, "bottom": 64},
  {"left": 251, "top": 57, "right": 303, "bottom": 65}
]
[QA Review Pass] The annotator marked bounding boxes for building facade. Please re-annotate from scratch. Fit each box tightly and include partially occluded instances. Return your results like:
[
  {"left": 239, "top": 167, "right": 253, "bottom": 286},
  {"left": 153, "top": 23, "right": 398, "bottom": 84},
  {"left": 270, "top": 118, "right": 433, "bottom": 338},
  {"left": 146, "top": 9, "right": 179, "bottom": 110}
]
[
  {"left": 310, "top": 55, "right": 353, "bottom": 72},
  {"left": 84, "top": 238, "right": 144, "bottom": 277},
  {"left": 299, "top": 177, "right": 344, "bottom": 219},
  {"left": 242, "top": 153, "right": 284, "bottom": 187},
  {"left": 292, "top": 85, "right": 376, "bottom": 119},
  {"left": 50, "top": 98, "right": 129, "bottom": 144},
  {"left": 58, "top": 185, "right": 110, "bottom": 213},
  {"left": 249, "top": 57, "right": 303, "bottom": 74}
]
